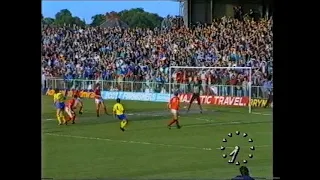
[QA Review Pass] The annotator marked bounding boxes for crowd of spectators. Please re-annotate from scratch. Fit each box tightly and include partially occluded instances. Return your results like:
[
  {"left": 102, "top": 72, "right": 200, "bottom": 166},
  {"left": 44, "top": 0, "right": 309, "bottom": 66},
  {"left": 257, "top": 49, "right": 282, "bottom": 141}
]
[
  {"left": 161, "top": 15, "right": 184, "bottom": 29},
  {"left": 42, "top": 16, "right": 273, "bottom": 97}
]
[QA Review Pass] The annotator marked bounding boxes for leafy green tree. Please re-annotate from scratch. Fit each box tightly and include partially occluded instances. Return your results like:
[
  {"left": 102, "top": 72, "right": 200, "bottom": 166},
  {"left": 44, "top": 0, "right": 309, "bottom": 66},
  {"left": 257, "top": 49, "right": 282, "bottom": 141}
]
[
  {"left": 43, "top": 17, "right": 55, "bottom": 25},
  {"left": 44, "top": 8, "right": 164, "bottom": 28},
  {"left": 54, "top": 9, "right": 73, "bottom": 25},
  {"left": 119, "top": 8, "right": 163, "bottom": 29},
  {"left": 90, "top": 14, "right": 105, "bottom": 27},
  {"left": 73, "top": 17, "right": 86, "bottom": 27},
  {"left": 53, "top": 9, "right": 86, "bottom": 27},
  {"left": 90, "top": 8, "right": 163, "bottom": 29}
]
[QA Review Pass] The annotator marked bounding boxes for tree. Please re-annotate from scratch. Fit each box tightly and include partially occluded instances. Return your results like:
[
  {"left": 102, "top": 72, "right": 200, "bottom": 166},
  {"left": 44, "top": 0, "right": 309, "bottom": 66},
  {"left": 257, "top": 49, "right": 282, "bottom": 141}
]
[
  {"left": 44, "top": 8, "right": 164, "bottom": 28},
  {"left": 54, "top": 9, "right": 73, "bottom": 25},
  {"left": 53, "top": 9, "right": 86, "bottom": 27},
  {"left": 73, "top": 17, "right": 86, "bottom": 27},
  {"left": 119, "top": 8, "right": 163, "bottom": 29},
  {"left": 90, "top": 8, "right": 163, "bottom": 29},
  {"left": 90, "top": 14, "right": 105, "bottom": 27},
  {"left": 43, "top": 17, "right": 55, "bottom": 25}
]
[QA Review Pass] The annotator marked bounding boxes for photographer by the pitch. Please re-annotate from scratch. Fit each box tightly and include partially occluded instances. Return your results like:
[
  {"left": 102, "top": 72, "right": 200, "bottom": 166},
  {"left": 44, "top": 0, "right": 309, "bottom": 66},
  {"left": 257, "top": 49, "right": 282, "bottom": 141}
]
[{"left": 232, "top": 166, "right": 255, "bottom": 180}]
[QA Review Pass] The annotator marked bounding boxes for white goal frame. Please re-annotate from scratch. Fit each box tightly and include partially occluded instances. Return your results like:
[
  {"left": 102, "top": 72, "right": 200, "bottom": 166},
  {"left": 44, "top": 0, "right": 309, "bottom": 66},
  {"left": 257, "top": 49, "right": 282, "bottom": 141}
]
[{"left": 169, "top": 66, "right": 252, "bottom": 113}]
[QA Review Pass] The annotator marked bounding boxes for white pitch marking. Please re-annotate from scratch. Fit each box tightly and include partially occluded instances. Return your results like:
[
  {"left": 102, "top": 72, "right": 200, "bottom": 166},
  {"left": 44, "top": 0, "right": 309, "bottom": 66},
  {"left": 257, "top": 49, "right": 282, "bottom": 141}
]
[
  {"left": 196, "top": 118, "right": 215, "bottom": 122},
  {"left": 212, "top": 110, "right": 271, "bottom": 116},
  {"left": 44, "top": 133, "right": 213, "bottom": 151},
  {"left": 251, "top": 112, "right": 272, "bottom": 116},
  {"left": 44, "top": 119, "right": 55, "bottom": 121},
  {"left": 227, "top": 110, "right": 271, "bottom": 116},
  {"left": 44, "top": 133, "right": 271, "bottom": 151}
]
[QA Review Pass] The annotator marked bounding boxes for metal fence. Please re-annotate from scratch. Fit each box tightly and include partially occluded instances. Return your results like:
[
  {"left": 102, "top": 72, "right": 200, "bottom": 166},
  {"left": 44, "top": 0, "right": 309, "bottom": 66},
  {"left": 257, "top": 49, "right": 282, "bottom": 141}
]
[{"left": 44, "top": 78, "right": 272, "bottom": 99}]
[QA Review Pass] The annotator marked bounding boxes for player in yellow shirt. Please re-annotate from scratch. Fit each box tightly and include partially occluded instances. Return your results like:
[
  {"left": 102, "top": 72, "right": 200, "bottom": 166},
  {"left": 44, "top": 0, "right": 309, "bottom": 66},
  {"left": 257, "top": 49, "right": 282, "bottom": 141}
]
[
  {"left": 53, "top": 89, "right": 67, "bottom": 125},
  {"left": 113, "top": 98, "right": 128, "bottom": 131}
]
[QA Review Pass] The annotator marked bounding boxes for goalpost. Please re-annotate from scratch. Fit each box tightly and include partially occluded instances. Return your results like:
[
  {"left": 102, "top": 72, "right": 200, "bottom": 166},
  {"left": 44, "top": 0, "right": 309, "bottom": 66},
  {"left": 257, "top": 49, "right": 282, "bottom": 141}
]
[{"left": 168, "top": 66, "right": 252, "bottom": 113}]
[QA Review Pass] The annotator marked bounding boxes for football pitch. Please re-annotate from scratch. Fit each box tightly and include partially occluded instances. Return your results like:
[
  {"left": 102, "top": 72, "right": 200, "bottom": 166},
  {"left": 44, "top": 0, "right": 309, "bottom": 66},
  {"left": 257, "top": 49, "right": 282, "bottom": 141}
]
[{"left": 42, "top": 95, "right": 273, "bottom": 179}]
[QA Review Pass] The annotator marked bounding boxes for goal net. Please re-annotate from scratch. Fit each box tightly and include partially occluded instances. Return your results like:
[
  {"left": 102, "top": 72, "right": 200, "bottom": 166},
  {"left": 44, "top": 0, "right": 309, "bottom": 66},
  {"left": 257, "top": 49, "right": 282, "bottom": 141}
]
[{"left": 168, "top": 66, "right": 253, "bottom": 113}]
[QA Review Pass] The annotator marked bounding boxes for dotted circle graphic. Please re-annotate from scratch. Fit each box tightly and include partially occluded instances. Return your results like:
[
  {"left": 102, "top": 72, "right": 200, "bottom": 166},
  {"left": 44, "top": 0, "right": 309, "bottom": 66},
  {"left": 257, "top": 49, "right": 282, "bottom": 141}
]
[{"left": 220, "top": 131, "right": 255, "bottom": 165}]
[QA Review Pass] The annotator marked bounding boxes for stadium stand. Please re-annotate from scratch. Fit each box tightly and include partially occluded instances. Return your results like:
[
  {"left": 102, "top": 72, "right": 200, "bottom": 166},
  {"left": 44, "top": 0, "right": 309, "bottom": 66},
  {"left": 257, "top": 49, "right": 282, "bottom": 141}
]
[{"left": 41, "top": 17, "right": 273, "bottom": 97}]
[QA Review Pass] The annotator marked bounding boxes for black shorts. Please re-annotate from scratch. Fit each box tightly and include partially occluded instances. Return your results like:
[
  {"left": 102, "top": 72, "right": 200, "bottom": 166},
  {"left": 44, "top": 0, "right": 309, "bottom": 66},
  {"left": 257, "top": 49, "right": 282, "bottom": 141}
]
[{"left": 190, "top": 93, "right": 201, "bottom": 104}]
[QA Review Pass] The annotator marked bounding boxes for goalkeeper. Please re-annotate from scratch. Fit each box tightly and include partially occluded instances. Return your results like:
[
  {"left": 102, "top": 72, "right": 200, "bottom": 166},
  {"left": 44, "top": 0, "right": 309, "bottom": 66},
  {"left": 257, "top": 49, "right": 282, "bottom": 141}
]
[{"left": 187, "top": 77, "right": 203, "bottom": 113}]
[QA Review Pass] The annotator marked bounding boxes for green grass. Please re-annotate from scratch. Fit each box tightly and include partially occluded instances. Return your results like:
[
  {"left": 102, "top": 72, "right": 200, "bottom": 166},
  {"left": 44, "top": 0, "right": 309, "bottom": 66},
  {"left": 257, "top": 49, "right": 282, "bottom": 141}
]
[{"left": 42, "top": 96, "right": 272, "bottom": 179}]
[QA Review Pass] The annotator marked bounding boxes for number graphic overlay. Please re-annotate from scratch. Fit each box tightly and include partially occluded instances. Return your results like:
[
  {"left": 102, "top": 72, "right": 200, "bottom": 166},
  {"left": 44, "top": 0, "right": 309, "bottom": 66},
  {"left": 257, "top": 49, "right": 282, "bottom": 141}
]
[
  {"left": 221, "top": 131, "right": 254, "bottom": 165},
  {"left": 228, "top": 146, "right": 240, "bottom": 163}
]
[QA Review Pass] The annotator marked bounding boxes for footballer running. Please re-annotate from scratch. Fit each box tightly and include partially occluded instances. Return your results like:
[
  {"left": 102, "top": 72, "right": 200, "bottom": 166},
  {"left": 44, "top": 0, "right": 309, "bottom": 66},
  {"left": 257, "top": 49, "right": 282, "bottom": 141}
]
[{"left": 113, "top": 98, "right": 128, "bottom": 131}]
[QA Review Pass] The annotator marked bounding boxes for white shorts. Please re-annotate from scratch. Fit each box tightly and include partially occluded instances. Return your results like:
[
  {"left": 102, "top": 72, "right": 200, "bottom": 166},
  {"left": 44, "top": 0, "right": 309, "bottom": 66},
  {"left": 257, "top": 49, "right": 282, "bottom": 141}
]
[
  {"left": 76, "top": 97, "right": 82, "bottom": 103},
  {"left": 65, "top": 107, "right": 75, "bottom": 118},
  {"left": 95, "top": 98, "right": 104, "bottom": 104},
  {"left": 171, "top": 109, "right": 178, "bottom": 116}
]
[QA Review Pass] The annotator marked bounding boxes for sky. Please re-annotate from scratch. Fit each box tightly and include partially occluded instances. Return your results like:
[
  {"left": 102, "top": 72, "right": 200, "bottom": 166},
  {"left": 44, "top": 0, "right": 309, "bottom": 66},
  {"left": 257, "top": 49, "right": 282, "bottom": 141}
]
[{"left": 42, "top": 1, "right": 180, "bottom": 23}]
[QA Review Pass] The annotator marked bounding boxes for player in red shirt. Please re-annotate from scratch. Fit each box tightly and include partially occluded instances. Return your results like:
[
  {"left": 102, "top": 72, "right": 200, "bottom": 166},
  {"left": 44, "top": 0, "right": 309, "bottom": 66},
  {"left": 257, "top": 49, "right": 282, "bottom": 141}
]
[
  {"left": 94, "top": 83, "right": 108, "bottom": 117},
  {"left": 65, "top": 95, "right": 79, "bottom": 124},
  {"left": 167, "top": 91, "right": 181, "bottom": 129},
  {"left": 73, "top": 88, "right": 83, "bottom": 114}
]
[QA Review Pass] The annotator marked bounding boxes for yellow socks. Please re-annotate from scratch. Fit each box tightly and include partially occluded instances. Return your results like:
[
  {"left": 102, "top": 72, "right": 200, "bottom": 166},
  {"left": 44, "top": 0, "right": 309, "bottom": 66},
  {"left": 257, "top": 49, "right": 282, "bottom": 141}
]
[
  {"left": 57, "top": 115, "right": 61, "bottom": 124},
  {"left": 120, "top": 120, "right": 127, "bottom": 128},
  {"left": 60, "top": 114, "right": 66, "bottom": 124}
]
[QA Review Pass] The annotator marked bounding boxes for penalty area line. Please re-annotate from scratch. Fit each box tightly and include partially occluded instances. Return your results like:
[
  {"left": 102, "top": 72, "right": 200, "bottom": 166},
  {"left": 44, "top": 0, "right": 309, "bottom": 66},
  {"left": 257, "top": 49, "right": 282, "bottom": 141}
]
[
  {"left": 44, "top": 133, "right": 271, "bottom": 151},
  {"left": 44, "top": 119, "right": 55, "bottom": 121},
  {"left": 251, "top": 112, "right": 272, "bottom": 116},
  {"left": 216, "top": 110, "right": 271, "bottom": 116},
  {"left": 45, "top": 133, "right": 212, "bottom": 151}
]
